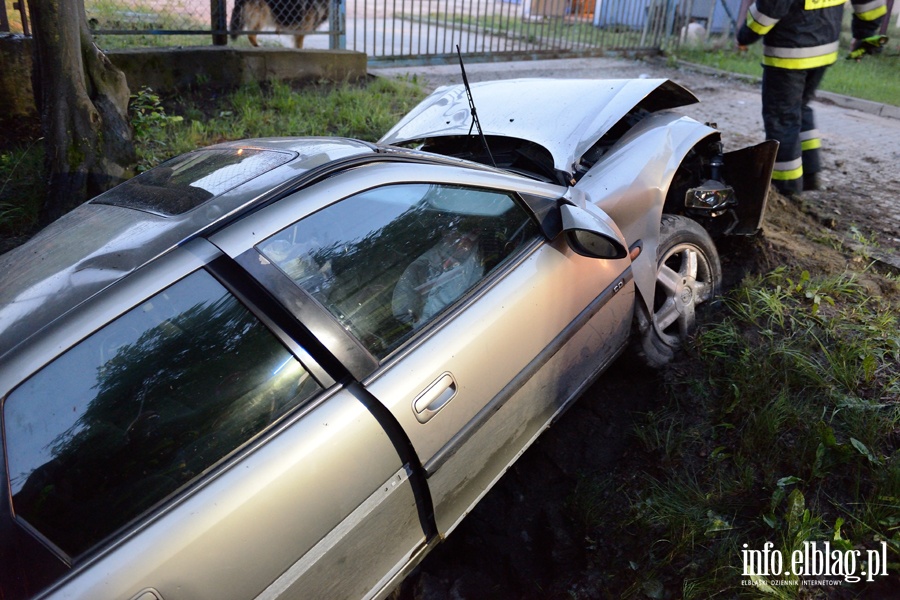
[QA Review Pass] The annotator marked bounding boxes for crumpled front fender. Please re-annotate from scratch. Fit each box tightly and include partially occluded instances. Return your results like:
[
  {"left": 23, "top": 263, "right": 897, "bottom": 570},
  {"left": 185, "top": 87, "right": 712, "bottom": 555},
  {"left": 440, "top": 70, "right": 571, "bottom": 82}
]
[{"left": 574, "top": 112, "right": 719, "bottom": 318}]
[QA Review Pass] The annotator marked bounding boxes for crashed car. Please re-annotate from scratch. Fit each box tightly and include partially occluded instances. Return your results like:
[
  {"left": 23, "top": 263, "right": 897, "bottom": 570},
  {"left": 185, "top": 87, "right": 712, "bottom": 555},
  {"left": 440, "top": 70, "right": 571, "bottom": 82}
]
[{"left": 0, "top": 78, "right": 776, "bottom": 600}]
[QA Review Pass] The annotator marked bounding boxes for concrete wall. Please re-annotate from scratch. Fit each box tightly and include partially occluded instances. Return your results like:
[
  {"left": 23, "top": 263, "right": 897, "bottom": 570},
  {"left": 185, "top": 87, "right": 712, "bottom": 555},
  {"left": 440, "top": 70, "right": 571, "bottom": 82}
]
[{"left": 0, "top": 37, "right": 367, "bottom": 121}]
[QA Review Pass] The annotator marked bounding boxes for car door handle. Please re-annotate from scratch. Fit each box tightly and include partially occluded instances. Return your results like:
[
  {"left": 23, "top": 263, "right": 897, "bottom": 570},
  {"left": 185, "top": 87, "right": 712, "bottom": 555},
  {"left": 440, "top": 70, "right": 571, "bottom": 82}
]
[{"left": 413, "top": 373, "right": 457, "bottom": 423}]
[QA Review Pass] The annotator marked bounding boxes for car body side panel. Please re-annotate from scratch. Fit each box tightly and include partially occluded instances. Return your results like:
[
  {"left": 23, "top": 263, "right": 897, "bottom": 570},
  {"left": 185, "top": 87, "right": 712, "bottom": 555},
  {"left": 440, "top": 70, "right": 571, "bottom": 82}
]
[
  {"left": 41, "top": 387, "right": 420, "bottom": 600},
  {"left": 363, "top": 236, "right": 633, "bottom": 535},
  {"left": 209, "top": 160, "right": 637, "bottom": 543},
  {"left": 213, "top": 159, "right": 634, "bottom": 539},
  {"left": 423, "top": 278, "right": 633, "bottom": 537},
  {"left": 575, "top": 112, "right": 718, "bottom": 314},
  {"left": 254, "top": 466, "right": 422, "bottom": 600}
]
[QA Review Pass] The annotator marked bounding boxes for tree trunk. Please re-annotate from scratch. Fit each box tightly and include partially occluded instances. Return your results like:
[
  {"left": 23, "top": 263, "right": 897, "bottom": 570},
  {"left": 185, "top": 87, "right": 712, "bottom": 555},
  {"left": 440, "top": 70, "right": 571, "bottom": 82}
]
[{"left": 28, "top": 0, "right": 135, "bottom": 224}]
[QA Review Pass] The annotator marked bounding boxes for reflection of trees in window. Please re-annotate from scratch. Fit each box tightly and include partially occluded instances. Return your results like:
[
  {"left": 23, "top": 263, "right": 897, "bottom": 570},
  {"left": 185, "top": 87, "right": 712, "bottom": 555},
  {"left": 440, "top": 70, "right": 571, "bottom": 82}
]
[
  {"left": 8, "top": 271, "right": 320, "bottom": 558},
  {"left": 315, "top": 203, "right": 450, "bottom": 356},
  {"left": 305, "top": 186, "right": 537, "bottom": 357},
  {"left": 261, "top": 184, "right": 540, "bottom": 359}
]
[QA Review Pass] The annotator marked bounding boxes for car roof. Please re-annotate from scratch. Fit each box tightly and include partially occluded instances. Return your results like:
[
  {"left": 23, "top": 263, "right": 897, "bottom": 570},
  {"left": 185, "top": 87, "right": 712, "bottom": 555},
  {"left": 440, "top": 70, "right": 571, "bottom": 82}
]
[
  {"left": 0, "top": 138, "right": 378, "bottom": 359},
  {"left": 379, "top": 78, "right": 699, "bottom": 178}
]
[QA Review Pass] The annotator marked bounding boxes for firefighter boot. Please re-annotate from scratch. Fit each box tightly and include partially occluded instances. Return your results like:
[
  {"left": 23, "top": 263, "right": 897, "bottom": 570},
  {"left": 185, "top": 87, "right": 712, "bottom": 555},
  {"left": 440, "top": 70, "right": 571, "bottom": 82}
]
[
  {"left": 803, "top": 172, "right": 822, "bottom": 191},
  {"left": 773, "top": 178, "right": 803, "bottom": 200}
]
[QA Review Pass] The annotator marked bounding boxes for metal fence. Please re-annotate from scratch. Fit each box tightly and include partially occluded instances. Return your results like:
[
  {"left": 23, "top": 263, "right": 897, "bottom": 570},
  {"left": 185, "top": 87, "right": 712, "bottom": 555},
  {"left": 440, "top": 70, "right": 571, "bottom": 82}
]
[
  {"left": 2, "top": 0, "right": 745, "bottom": 63},
  {"left": 351, "top": 0, "right": 671, "bottom": 62},
  {"left": 2, "top": 0, "right": 31, "bottom": 35}
]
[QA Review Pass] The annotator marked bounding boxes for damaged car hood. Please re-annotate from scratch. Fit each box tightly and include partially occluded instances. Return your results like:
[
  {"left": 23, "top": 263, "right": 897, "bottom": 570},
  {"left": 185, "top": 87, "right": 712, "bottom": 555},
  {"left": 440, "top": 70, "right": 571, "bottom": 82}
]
[{"left": 379, "top": 78, "right": 699, "bottom": 178}]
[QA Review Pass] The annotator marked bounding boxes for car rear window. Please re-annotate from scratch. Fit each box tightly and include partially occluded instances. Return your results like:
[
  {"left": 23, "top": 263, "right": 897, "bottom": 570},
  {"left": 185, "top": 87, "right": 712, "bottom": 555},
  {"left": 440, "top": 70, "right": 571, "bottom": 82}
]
[
  {"left": 3, "top": 270, "right": 322, "bottom": 559},
  {"left": 92, "top": 148, "right": 294, "bottom": 215}
]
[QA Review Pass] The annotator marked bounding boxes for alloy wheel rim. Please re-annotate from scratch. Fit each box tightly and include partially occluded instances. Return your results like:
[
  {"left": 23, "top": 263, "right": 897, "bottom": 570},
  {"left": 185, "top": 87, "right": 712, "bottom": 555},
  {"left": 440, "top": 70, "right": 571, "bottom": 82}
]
[{"left": 651, "top": 243, "right": 715, "bottom": 347}]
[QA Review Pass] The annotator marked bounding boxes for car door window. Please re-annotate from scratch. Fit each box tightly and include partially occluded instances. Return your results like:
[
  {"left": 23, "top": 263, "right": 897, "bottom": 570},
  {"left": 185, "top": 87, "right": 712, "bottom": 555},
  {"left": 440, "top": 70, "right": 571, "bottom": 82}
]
[
  {"left": 3, "top": 270, "right": 322, "bottom": 559},
  {"left": 257, "top": 183, "right": 540, "bottom": 359}
]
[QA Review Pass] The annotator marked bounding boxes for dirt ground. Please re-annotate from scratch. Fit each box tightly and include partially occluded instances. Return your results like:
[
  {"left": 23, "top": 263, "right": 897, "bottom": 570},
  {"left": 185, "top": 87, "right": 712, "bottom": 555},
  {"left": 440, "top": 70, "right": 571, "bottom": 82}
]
[{"left": 372, "top": 57, "right": 900, "bottom": 599}]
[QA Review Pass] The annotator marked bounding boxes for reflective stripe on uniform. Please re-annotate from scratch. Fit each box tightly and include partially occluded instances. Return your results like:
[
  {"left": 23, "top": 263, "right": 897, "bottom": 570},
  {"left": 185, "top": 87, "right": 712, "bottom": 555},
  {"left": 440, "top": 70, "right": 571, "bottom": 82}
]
[
  {"left": 765, "top": 41, "right": 840, "bottom": 58},
  {"left": 763, "top": 41, "right": 840, "bottom": 68},
  {"left": 801, "top": 138, "right": 822, "bottom": 151},
  {"left": 805, "top": 0, "right": 846, "bottom": 8},
  {"left": 853, "top": 0, "right": 888, "bottom": 20},
  {"left": 800, "top": 129, "right": 821, "bottom": 151},
  {"left": 772, "top": 158, "right": 803, "bottom": 181},
  {"left": 747, "top": 3, "right": 779, "bottom": 35},
  {"left": 762, "top": 52, "right": 839, "bottom": 68}
]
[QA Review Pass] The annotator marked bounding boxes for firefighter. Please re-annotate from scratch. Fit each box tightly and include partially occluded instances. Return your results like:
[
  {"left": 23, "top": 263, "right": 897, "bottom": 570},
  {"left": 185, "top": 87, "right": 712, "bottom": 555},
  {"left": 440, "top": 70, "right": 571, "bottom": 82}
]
[{"left": 736, "top": 0, "right": 887, "bottom": 197}]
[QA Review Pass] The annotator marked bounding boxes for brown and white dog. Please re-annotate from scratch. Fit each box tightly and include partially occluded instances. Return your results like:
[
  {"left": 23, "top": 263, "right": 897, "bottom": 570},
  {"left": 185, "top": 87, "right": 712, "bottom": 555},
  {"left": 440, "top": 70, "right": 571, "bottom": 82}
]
[{"left": 230, "top": 0, "right": 329, "bottom": 49}]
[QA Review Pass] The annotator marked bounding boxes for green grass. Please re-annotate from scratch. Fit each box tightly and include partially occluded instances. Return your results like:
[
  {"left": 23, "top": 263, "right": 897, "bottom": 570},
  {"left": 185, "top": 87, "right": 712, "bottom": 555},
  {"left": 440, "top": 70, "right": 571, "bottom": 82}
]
[
  {"left": 672, "top": 41, "right": 900, "bottom": 106},
  {"left": 0, "top": 76, "right": 426, "bottom": 236},
  {"left": 0, "top": 140, "right": 44, "bottom": 238},
  {"left": 584, "top": 266, "right": 900, "bottom": 598},
  {"left": 670, "top": 8, "right": 900, "bottom": 107},
  {"left": 138, "top": 76, "right": 425, "bottom": 167}
]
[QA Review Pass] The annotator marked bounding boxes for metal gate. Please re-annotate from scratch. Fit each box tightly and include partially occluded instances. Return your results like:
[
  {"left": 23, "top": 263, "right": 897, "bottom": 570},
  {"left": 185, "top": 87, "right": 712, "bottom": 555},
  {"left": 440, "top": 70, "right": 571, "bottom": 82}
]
[
  {"left": 1, "top": 0, "right": 720, "bottom": 63},
  {"left": 344, "top": 0, "right": 683, "bottom": 63},
  {"left": 346, "top": 0, "right": 749, "bottom": 62}
]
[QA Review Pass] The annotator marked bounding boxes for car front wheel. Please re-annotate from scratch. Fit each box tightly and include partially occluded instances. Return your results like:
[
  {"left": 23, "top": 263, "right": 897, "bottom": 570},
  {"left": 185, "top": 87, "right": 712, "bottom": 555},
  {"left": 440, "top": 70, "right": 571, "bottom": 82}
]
[{"left": 638, "top": 214, "right": 722, "bottom": 367}]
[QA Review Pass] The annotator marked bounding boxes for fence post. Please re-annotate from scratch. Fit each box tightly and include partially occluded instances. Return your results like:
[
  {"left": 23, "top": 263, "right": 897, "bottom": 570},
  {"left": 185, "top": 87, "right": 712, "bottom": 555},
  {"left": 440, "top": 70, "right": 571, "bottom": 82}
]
[
  {"left": 663, "top": 0, "right": 678, "bottom": 48},
  {"left": 19, "top": 1, "right": 29, "bottom": 35},
  {"left": 330, "top": 0, "right": 345, "bottom": 49},
  {"left": 211, "top": 0, "right": 227, "bottom": 45}
]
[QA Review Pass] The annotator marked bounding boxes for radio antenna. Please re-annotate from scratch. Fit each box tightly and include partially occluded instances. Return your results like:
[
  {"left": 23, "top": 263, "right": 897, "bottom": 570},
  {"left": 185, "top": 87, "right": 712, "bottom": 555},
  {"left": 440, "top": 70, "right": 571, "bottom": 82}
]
[{"left": 456, "top": 45, "right": 496, "bottom": 168}]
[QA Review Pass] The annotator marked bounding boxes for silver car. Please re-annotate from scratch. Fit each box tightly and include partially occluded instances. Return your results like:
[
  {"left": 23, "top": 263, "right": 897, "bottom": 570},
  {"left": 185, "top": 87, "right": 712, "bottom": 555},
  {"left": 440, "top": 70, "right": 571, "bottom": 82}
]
[{"left": 0, "top": 78, "right": 776, "bottom": 600}]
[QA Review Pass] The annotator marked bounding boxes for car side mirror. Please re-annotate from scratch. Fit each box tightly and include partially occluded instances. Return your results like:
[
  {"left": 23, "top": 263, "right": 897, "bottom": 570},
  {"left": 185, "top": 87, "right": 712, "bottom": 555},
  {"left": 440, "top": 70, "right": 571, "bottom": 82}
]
[{"left": 559, "top": 204, "right": 628, "bottom": 259}]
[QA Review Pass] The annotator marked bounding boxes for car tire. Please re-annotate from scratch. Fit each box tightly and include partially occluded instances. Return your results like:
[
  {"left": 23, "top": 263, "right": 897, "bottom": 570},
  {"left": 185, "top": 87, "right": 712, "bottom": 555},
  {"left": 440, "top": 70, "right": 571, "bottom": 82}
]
[{"left": 636, "top": 214, "right": 722, "bottom": 368}]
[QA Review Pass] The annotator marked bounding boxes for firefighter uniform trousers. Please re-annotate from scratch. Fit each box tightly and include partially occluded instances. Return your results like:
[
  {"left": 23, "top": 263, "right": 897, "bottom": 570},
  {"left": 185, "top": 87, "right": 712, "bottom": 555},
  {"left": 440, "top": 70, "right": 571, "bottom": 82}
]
[
  {"left": 737, "top": 0, "right": 887, "bottom": 195},
  {"left": 762, "top": 65, "right": 826, "bottom": 195}
]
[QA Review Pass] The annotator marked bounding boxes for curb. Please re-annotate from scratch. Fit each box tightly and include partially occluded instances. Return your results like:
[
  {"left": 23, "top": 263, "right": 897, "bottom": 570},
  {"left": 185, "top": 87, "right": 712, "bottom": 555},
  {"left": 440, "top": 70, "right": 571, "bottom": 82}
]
[{"left": 664, "top": 58, "right": 900, "bottom": 121}]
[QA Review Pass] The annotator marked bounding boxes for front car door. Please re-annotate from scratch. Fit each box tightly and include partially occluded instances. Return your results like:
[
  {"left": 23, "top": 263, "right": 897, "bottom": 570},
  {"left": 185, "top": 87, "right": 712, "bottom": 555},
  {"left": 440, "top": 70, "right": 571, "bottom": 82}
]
[{"left": 235, "top": 162, "right": 635, "bottom": 539}]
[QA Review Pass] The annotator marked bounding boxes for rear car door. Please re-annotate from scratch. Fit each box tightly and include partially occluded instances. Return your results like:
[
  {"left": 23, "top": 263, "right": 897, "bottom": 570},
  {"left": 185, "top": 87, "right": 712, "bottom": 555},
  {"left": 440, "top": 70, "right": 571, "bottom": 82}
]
[
  {"left": 0, "top": 240, "right": 424, "bottom": 600},
  {"left": 234, "top": 163, "right": 635, "bottom": 537}
]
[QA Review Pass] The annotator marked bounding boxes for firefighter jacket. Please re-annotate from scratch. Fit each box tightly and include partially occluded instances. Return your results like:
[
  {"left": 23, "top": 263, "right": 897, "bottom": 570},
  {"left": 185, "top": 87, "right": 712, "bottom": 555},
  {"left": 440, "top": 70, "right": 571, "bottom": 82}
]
[{"left": 737, "top": 0, "right": 887, "bottom": 69}]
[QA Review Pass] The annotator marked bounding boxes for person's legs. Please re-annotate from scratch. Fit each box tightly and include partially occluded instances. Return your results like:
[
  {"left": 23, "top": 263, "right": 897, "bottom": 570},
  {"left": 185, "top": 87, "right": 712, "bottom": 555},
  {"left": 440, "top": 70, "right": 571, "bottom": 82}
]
[
  {"left": 800, "top": 66, "right": 828, "bottom": 190},
  {"left": 762, "top": 66, "right": 806, "bottom": 196}
]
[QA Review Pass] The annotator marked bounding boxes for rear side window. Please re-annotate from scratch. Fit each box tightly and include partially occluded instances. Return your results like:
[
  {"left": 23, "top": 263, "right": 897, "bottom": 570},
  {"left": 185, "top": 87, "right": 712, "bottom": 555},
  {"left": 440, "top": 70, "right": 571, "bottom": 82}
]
[{"left": 4, "top": 270, "right": 322, "bottom": 558}]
